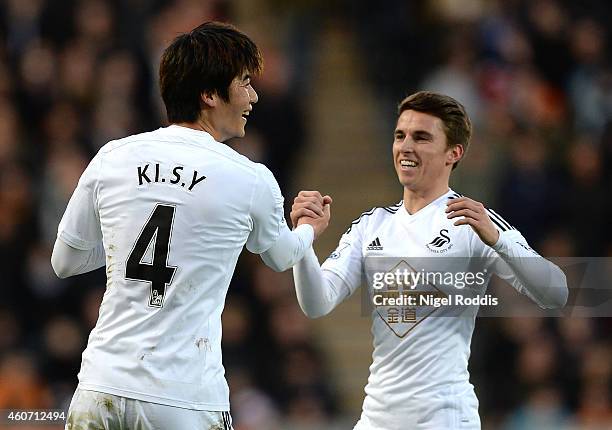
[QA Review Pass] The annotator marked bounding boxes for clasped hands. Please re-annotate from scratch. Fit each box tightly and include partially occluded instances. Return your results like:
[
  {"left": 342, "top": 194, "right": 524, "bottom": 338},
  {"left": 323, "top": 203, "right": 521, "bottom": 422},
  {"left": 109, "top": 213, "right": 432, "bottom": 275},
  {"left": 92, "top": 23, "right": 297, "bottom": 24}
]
[{"left": 290, "top": 191, "right": 333, "bottom": 239}]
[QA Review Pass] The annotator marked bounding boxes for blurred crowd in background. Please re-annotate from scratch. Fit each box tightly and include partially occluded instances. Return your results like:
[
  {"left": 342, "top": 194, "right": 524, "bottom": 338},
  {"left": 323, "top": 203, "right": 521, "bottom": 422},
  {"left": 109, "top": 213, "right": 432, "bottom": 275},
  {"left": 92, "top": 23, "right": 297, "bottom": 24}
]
[{"left": 0, "top": 0, "right": 610, "bottom": 429}]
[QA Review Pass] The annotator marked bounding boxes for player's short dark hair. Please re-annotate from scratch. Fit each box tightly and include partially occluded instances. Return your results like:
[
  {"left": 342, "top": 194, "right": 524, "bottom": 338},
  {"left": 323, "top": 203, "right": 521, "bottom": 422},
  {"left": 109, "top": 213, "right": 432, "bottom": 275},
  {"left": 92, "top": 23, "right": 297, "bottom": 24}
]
[
  {"left": 398, "top": 91, "right": 472, "bottom": 169},
  {"left": 159, "top": 21, "right": 263, "bottom": 123}
]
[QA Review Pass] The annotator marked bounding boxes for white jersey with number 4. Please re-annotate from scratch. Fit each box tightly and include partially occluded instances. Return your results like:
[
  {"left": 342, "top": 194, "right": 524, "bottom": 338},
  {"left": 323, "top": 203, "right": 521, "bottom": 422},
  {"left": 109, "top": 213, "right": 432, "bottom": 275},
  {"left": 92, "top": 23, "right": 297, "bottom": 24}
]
[{"left": 57, "top": 125, "right": 287, "bottom": 410}]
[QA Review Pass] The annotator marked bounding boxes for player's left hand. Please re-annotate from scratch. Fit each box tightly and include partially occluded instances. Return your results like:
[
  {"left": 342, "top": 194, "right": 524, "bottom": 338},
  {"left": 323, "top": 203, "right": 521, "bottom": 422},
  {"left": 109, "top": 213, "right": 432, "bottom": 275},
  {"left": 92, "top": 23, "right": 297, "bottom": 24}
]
[
  {"left": 290, "top": 190, "right": 328, "bottom": 228},
  {"left": 445, "top": 197, "right": 499, "bottom": 247}
]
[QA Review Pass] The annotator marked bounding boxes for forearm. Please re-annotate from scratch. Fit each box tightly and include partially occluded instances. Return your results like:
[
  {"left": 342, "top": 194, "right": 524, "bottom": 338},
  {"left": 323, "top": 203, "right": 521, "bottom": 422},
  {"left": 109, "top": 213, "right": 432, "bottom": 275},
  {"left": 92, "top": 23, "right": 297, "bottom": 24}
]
[
  {"left": 51, "top": 238, "right": 106, "bottom": 278},
  {"left": 293, "top": 247, "right": 349, "bottom": 318},
  {"left": 260, "top": 224, "right": 314, "bottom": 272},
  {"left": 493, "top": 232, "right": 568, "bottom": 309}
]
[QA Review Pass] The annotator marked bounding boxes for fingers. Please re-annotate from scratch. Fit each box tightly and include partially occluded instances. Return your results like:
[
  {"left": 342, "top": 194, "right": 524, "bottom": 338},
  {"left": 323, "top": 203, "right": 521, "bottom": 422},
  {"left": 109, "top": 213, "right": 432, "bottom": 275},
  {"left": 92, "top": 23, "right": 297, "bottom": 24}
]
[
  {"left": 292, "top": 207, "right": 322, "bottom": 221},
  {"left": 294, "top": 191, "right": 333, "bottom": 206},
  {"left": 453, "top": 217, "right": 478, "bottom": 227},
  {"left": 445, "top": 197, "right": 484, "bottom": 214},
  {"left": 323, "top": 201, "right": 332, "bottom": 220},
  {"left": 446, "top": 208, "right": 480, "bottom": 220},
  {"left": 293, "top": 200, "right": 324, "bottom": 217},
  {"left": 292, "top": 192, "right": 332, "bottom": 216},
  {"left": 295, "top": 191, "right": 324, "bottom": 205},
  {"left": 294, "top": 193, "right": 323, "bottom": 214},
  {"left": 453, "top": 216, "right": 499, "bottom": 246},
  {"left": 447, "top": 198, "right": 486, "bottom": 223},
  {"left": 290, "top": 191, "right": 333, "bottom": 230},
  {"left": 447, "top": 197, "right": 500, "bottom": 246},
  {"left": 297, "top": 190, "right": 323, "bottom": 198}
]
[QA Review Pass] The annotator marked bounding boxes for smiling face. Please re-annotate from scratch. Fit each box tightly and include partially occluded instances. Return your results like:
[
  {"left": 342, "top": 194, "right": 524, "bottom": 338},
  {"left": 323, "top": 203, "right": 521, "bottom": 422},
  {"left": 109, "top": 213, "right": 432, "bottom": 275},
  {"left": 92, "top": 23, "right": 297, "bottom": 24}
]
[
  {"left": 393, "top": 109, "right": 463, "bottom": 195},
  {"left": 206, "top": 72, "right": 258, "bottom": 142}
]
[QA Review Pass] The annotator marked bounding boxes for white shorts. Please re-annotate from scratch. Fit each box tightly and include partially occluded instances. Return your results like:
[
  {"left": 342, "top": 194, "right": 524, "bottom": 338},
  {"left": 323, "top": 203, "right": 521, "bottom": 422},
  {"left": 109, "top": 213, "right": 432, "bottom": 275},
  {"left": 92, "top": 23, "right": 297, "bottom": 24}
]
[{"left": 65, "top": 388, "right": 233, "bottom": 430}]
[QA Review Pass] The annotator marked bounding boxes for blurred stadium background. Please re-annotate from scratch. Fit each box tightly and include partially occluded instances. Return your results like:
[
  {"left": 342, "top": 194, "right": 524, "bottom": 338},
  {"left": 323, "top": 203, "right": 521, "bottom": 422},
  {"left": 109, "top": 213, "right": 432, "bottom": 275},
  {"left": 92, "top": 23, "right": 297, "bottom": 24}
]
[{"left": 1, "top": 0, "right": 611, "bottom": 429}]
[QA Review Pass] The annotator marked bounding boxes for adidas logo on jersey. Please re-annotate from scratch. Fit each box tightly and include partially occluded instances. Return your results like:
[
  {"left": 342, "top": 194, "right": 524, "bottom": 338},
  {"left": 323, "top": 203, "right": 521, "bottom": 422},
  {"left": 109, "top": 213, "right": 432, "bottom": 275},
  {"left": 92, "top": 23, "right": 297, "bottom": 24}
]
[{"left": 367, "top": 237, "right": 383, "bottom": 251}]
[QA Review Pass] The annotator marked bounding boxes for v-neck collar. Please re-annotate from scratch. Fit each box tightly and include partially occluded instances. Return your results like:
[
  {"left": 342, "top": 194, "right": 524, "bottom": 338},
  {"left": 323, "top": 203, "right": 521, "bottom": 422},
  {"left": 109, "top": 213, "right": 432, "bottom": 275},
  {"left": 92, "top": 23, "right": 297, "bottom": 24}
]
[{"left": 398, "top": 189, "right": 454, "bottom": 224}]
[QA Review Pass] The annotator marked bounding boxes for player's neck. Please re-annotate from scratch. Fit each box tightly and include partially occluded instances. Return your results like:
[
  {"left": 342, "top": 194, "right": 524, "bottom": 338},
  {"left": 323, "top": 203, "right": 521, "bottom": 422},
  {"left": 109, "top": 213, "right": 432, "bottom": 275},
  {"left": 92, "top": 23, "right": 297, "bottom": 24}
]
[
  {"left": 403, "top": 183, "right": 450, "bottom": 215},
  {"left": 174, "top": 119, "right": 221, "bottom": 142}
]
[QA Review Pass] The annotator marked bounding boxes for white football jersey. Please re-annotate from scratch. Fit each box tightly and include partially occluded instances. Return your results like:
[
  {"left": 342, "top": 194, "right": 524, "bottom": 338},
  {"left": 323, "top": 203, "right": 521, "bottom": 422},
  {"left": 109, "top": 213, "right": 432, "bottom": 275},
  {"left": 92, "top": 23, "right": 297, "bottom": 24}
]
[
  {"left": 322, "top": 189, "right": 535, "bottom": 429},
  {"left": 57, "top": 125, "right": 287, "bottom": 410}
]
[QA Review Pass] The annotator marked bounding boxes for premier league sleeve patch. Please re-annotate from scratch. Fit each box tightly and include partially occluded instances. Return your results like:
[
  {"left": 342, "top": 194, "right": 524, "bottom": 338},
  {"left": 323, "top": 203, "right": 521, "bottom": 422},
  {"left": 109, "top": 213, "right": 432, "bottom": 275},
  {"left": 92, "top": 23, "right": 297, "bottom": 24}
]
[{"left": 328, "top": 243, "right": 349, "bottom": 260}]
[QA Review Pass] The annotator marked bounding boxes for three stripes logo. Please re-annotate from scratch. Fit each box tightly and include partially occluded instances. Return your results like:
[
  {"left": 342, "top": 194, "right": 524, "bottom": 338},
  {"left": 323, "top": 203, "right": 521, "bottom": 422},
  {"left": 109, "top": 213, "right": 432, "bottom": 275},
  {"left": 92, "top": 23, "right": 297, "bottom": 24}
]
[
  {"left": 367, "top": 237, "right": 383, "bottom": 251},
  {"left": 426, "top": 229, "right": 453, "bottom": 253}
]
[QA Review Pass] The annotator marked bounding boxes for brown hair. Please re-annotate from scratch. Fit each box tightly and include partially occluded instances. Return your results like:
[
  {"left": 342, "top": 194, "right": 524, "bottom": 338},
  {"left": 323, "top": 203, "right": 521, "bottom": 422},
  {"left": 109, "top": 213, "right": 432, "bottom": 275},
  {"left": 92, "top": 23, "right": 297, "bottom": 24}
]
[
  {"left": 398, "top": 91, "right": 472, "bottom": 169},
  {"left": 159, "top": 21, "right": 263, "bottom": 123}
]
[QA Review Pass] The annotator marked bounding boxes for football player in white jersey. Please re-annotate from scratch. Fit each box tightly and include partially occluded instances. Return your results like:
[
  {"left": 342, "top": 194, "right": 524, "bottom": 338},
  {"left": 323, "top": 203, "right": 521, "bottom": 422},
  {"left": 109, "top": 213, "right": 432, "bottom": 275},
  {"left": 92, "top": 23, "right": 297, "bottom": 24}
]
[
  {"left": 290, "top": 91, "right": 568, "bottom": 429},
  {"left": 51, "top": 22, "right": 331, "bottom": 429}
]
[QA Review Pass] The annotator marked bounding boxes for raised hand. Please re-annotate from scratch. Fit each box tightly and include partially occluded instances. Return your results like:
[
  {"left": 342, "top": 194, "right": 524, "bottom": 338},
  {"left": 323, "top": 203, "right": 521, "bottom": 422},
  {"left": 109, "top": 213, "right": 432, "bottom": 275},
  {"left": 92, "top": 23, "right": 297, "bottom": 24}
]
[
  {"left": 290, "top": 190, "right": 333, "bottom": 239},
  {"left": 445, "top": 197, "right": 499, "bottom": 247}
]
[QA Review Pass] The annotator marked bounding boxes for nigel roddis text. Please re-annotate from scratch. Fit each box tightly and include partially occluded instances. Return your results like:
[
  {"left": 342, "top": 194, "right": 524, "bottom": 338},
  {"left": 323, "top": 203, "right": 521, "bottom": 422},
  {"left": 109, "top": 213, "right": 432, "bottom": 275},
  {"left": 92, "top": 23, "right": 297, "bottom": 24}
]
[{"left": 137, "top": 163, "right": 206, "bottom": 191}]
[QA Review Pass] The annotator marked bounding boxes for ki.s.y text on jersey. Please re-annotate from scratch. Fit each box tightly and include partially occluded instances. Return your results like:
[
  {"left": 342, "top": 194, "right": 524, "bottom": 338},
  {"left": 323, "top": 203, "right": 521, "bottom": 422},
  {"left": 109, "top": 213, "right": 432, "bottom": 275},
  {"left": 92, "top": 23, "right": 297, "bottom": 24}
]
[{"left": 136, "top": 163, "right": 207, "bottom": 191}]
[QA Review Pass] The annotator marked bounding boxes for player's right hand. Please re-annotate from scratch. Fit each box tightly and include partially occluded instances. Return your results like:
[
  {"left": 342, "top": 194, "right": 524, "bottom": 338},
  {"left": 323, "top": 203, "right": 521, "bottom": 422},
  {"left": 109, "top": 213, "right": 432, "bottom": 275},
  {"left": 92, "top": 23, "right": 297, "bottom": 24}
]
[
  {"left": 291, "top": 191, "right": 332, "bottom": 239},
  {"left": 290, "top": 191, "right": 325, "bottom": 227}
]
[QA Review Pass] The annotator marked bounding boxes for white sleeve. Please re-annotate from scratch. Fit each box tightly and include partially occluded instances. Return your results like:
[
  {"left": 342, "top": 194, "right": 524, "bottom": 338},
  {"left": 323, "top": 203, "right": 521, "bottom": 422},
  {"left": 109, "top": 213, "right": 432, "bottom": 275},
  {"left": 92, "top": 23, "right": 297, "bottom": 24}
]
[
  {"left": 260, "top": 224, "right": 314, "bottom": 272},
  {"left": 292, "top": 218, "right": 365, "bottom": 318},
  {"left": 487, "top": 229, "right": 568, "bottom": 309},
  {"left": 51, "top": 239, "right": 106, "bottom": 278},
  {"left": 245, "top": 164, "right": 287, "bottom": 254},
  {"left": 320, "top": 221, "right": 365, "bottom": 294},
  {"left": 57, "top": 154, "right": 103, "bottom": 250},
  {"left": 293, "top": 247, "right": 353, "bottom": 318}
]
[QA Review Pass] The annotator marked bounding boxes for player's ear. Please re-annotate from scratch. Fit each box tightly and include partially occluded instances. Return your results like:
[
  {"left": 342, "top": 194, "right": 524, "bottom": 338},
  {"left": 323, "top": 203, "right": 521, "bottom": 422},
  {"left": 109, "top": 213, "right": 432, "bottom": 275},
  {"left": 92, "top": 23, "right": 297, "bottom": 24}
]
[
  {"left": 200, "top": 91, "right": 217, "bottom": 108},
  {"left": 447, "top": 144, "right": 464, "bottom": 166}
]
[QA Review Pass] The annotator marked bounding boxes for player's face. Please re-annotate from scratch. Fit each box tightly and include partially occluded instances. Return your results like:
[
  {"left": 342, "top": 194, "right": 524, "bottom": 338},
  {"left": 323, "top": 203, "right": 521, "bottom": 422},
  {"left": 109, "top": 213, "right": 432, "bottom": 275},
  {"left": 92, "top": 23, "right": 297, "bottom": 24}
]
[
  {"left": 393, "top": 110, "right": 459, "bottom": 192},
  {"left": 214, "top": 72, "right": 258, "bottom": 141}
]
